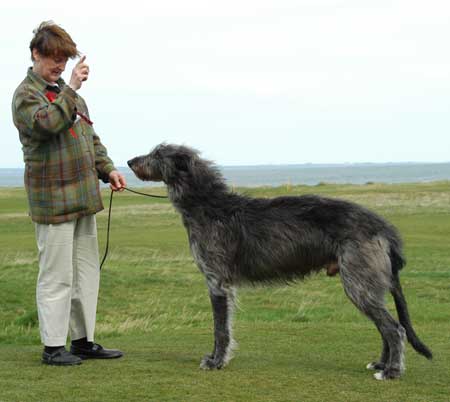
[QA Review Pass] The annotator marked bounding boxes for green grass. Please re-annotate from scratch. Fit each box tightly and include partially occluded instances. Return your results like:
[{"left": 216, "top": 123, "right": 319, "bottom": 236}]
[{"left": 1, "top": 183, "right": 450, "bottom": 401}]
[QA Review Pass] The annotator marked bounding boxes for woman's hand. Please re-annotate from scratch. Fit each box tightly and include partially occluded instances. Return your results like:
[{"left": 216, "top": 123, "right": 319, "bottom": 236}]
[
  {"left": 69, "top": 55, "right": 89, "bottom": 91},
  {"left": 109, "top": 170, "right": 127, "bottom": 192}
]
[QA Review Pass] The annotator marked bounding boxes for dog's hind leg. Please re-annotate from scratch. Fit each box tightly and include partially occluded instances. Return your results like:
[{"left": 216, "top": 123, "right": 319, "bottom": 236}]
[
  {"left": 200, "top": 282, "right": 236, "bottom": 370},
  {"left": 339, "top": 240, "right": 406, "bottom": 380},
  {"left": 360, "top": 305, "right": 405, "bottom": 380}
]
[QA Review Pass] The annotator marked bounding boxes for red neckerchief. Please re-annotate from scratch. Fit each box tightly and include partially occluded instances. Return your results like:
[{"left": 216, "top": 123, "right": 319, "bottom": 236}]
[{"left": 45, "top": 90, "right": 94, "bottom": 138}]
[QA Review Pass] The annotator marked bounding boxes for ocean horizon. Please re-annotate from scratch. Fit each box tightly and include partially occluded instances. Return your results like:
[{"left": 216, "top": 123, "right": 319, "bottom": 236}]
[{"left": 1, "top": 162, "right": 450, "bottom": 188}]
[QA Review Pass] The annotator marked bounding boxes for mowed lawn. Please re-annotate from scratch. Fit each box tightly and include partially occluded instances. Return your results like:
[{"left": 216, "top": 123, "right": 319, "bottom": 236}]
[{"left": 1, "top": 183, "right": 450, "bottom": 402}]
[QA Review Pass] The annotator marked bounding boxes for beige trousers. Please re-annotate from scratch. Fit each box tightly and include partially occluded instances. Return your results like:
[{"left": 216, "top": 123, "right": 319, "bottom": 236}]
[{"left": 35, "top": 215, "right": 100, "bottom": 347}]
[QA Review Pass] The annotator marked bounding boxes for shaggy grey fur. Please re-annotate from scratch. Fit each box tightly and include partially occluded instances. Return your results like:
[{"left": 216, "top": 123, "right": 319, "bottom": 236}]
[{"left": 127, "top": 143, "right": 432, "bottom": 380}]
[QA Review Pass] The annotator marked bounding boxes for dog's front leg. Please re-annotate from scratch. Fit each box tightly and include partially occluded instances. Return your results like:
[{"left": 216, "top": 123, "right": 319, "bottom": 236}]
[{"left": 200, "top": 284, "right": 236, "bottom": 370}]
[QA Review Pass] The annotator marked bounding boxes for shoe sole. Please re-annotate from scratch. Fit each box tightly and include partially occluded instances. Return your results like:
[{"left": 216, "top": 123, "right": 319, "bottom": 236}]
[
  {"left": 42, "top": 359, "right": 82, "bottom": 366},
  {"left": 72, "top": 353, "right": 123, "bottom": 360}
]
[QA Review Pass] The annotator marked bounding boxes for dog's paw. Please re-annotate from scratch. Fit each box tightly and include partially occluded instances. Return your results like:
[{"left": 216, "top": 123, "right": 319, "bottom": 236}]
[
  {"left": 374, "top": 371, "right": 385, "bottom": 381},
  {"left": 199, "top": 355, "right": 223, "bottom": 370},
  {"left": 366, "top": 361, "right": 386, "bottom": 371},
  {"left": 373, "top": 368, "right": 401, "bottom": 381}
]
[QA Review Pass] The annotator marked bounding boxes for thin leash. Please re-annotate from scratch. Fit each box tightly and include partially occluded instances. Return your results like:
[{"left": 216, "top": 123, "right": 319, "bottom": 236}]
[{"left": 99, "top": 187, "right": 168, "bottom": 270}]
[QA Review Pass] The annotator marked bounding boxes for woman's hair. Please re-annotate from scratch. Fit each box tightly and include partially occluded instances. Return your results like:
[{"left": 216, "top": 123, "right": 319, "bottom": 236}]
[{"left": 29, "top": 21, "right": 80, "bottom": 61}]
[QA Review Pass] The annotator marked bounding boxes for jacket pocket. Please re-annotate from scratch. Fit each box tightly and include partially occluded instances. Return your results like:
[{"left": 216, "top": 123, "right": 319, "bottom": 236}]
[{"left": 50, "top": 167, "right": 93, "bottom": 217}]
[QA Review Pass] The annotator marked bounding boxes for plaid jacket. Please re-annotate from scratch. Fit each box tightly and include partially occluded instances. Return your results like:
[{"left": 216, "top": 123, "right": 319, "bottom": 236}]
[{"left": 12, "top": 68, "right": 116, "bottom": 224}]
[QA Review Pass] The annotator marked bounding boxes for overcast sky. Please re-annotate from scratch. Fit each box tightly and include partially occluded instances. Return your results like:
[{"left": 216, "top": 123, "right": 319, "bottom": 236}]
[{"left": 1, "top": 0, "right": 449, "bottom": 167}]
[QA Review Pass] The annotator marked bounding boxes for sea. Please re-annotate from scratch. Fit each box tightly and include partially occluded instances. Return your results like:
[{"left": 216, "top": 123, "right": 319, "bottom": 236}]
[{"left": 1, "top": 162, "right": 450, "bottom": 188}]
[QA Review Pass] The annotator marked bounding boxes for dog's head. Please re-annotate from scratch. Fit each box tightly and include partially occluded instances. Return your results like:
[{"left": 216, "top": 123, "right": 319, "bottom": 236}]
[{"left": 127, "top": 143, "right": 200, "bottom": 184}]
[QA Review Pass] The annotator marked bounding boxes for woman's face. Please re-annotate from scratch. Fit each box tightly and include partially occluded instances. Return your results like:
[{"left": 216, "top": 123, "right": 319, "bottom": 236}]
[{"left": 32, "top": 49, "right": 68, "bottom": 84}]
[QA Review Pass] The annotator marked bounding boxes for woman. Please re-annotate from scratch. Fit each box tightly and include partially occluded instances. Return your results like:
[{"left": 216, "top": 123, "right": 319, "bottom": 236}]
[{"left": 12, "top": 21, "right": 126, "bottom": 365}]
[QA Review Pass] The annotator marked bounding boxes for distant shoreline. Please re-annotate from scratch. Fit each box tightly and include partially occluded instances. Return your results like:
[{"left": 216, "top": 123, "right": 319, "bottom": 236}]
[
  {"left": 2, "top": 161, "right": 448, "bottom": 170},
  {"left": 1, "top": 162, "right": 450, "bottom": 188}
]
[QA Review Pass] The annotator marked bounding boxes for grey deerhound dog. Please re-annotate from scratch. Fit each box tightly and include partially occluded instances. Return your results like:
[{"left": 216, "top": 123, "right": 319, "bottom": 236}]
[{"left": 127, "top": 143, "right": 432, "bottom": 380}]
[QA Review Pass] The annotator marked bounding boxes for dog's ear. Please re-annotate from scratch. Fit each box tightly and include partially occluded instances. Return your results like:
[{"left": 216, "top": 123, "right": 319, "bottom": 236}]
[
  {"left": 159, "top": 150, "right": 193, "bottom": 183},
  {"left": 173, "top": 153, "right": 190, "bottom": 173}
]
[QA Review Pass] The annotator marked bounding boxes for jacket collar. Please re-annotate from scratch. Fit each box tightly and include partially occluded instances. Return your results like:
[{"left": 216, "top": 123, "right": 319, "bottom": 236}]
[{"left": 27, "top": 67, "right": 66, "bottom": 92}]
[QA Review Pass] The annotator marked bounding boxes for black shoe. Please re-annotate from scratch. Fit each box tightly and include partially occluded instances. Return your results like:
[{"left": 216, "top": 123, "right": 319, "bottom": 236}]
[
  {"left": 70, "top": 342, "right": 123, "bottom": 360},
  {"left": 42, "top": 347, "right": 83, "bottom": 366}
]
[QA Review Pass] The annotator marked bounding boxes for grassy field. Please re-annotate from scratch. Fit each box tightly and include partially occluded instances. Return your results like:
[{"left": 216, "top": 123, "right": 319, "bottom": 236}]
[{"left": 1, "top": 182, "right": 450, "bottom": 402}]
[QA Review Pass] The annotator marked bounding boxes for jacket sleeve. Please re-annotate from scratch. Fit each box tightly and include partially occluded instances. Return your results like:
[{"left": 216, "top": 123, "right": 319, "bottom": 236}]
[
  {"left": 13, "top": 85, "right": 79, "bottom": 140},
  {"left": 93, "top": 132, "right": 116, "bottom": 183}
]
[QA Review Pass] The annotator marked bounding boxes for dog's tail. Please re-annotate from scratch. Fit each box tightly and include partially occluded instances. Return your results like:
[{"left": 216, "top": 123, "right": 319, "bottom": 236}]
[
  {"left": 390, "top": 272, "right": 433, "bottom": 360},
  {"left": 388, "top": 242, "right": 406, "bottom": 275}
]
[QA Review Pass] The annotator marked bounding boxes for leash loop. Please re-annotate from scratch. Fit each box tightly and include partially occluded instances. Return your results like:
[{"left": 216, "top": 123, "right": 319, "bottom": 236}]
[
  {"left": 99, "top": 187, "right": 167, "bottom": 271},
  {"left": 100, "top": 189, "right": 114, "bottom": 270}
]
